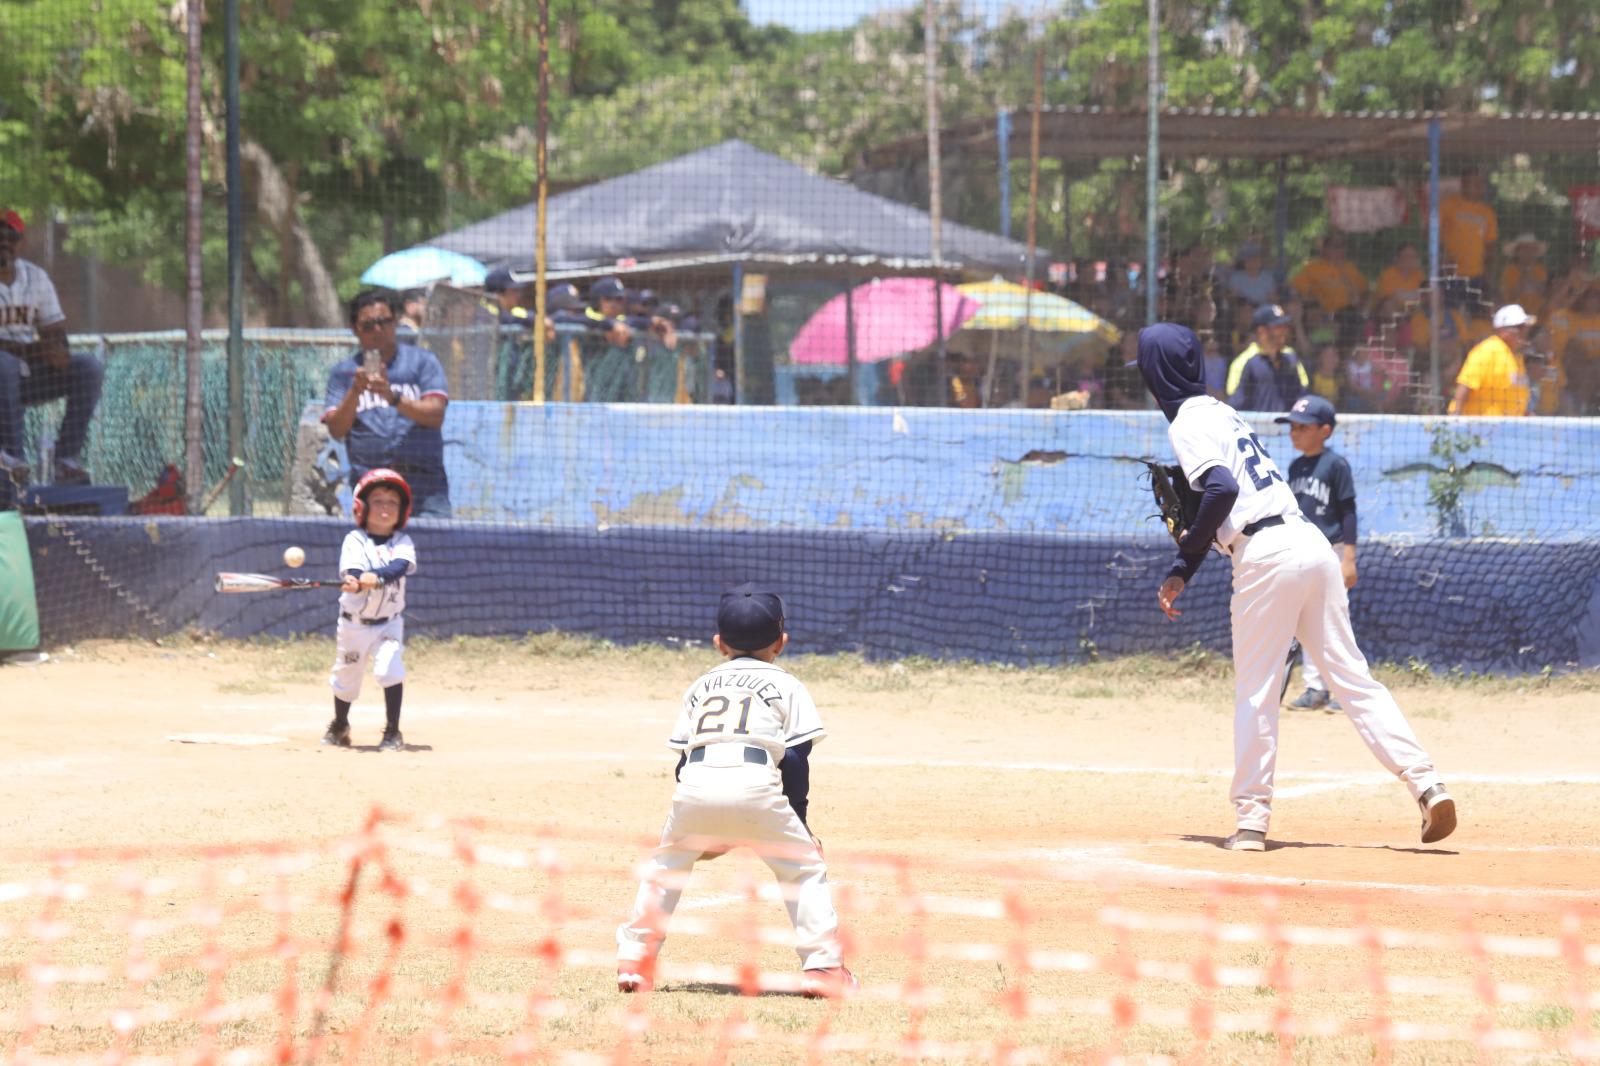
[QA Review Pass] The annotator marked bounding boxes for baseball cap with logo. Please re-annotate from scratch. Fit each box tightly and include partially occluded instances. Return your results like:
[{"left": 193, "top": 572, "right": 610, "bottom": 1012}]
[
  {"left": 590, "top": 276, "right": 627, "bottom": 301},
  {"left": 717, "top": 582, "right": 786, "bottom": 652},
  {"left": 483, "top": 266, "right": 516, "bottom": 293},
  {"left": 1251, "top": 303, "right": 1293, "bottom": 328},
  {"left": 0, "top": 210, "right": 23, "bottom": 236},
  {"left": 1274, "top": 394, "right": 1337, "bottom": 427},
  {"left": 1492, "top": 304, "right": 1535, "bottom": 329}
]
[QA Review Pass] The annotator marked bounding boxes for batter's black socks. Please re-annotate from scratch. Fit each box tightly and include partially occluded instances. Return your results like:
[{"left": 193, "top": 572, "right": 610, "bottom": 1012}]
[
  {"left": 333, "top": 698, "right": 351, "bottom": 727},
  {"left": 383, "top": 684, "right": 403, "bottom": 731}
]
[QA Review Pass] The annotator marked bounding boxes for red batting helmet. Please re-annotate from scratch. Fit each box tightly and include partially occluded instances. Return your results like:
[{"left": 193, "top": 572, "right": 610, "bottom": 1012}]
[
  {"left": 0, "top": 210, "right": 24, "bottom": 236},
  {"left": 352, "top": 467, "right": 413, "bottom": 530}
]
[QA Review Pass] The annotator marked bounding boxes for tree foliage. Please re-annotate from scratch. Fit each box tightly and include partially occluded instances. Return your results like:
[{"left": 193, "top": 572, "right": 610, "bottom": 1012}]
[{"left": 1, "top": 0, "right": 1596, "bottom": 324}]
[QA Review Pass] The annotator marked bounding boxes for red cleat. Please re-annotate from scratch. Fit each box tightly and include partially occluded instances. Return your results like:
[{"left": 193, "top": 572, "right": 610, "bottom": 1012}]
[{"left": 801, "top": 966, "right": 859, "bottom": 1000}]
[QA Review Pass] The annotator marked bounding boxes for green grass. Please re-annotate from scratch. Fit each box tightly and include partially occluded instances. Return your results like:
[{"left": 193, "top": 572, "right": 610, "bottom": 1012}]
[{"left": 83, "top": 631, "right": 1600, "bottom": 697}]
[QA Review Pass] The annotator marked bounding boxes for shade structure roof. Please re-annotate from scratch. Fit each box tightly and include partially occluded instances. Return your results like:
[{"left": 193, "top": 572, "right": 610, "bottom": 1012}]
[
  {"left": 858, "top": 106, "right": 1600, "bottom": 167},
  {"left": 423, "top": 139, "right": 1039, "bottom": 276}
]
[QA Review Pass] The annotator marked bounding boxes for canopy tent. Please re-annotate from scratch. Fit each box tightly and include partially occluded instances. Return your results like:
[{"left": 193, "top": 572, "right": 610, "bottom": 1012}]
[{"left": 421, "top": 139, "right": 1038, "bottom": 277}]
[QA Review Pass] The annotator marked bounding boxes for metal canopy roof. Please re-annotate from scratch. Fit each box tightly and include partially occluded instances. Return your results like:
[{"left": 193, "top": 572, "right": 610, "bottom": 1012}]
[{"left": 859, "top": 106, "right": 1600, "bottom": 167}]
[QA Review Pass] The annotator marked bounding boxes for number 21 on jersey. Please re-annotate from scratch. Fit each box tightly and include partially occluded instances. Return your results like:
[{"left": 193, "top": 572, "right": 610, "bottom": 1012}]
[
  {"left": 696, "top": 694, "right": 753, "bottom": 736},
  {"left": 1237, "top": 433, "right": 1283, "bottom": 490}
]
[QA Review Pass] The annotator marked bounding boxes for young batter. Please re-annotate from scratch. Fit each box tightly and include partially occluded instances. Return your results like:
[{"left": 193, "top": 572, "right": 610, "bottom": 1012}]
[
  {"left": 323, "top": 467, "right": 417, "bottom": 752},
  {"left": 616, "top": 583, "right": 857, "bottom": 998},
  {"left": 1135, "top": 323, "right": 1456, "bottom": 851}
]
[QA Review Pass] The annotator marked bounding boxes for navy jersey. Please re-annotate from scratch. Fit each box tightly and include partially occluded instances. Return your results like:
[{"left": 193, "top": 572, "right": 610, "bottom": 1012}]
[
  {"left": 323, "top": 342, "right": 450, "bottom": 484},
  {"left": 1286, "top": 447, "right": 1356, "bottom": 543}
]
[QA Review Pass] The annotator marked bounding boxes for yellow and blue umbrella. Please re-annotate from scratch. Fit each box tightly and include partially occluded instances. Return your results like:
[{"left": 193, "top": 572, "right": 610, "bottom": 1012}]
[{"left": 956, "top": 277, "right": 1120, "bottom": 341}]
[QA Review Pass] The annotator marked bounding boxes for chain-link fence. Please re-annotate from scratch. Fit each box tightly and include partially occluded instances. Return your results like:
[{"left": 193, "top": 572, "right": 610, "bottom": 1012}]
[{"left": 3, "top": 0, "right": 1598, "bottom": 667}]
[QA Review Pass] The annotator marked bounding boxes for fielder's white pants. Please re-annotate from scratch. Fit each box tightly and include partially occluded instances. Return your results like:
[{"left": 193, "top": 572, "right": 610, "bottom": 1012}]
[
  {"left": 1229, "top": 520, "right": 1441, "bottom": 833},
  {"left": 328, "top": 615, "right": 405, "bottom": 703},
  {"left": 617, "top": 748, "right": 843, "bottom": 971}
]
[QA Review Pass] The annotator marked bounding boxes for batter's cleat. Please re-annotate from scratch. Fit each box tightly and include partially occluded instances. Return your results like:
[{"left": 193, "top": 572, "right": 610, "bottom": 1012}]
[
  {"left": 1224, "top": 829, "right": 1267, "bottom": 852},
  {"left": 320, "top": 721, "right": 351, "bottom": 747},
  {"left": 1418, "top": 783, "right": 1457, "bottom": 844},
  {"left": 1288, "top": 687, "right": 1331, "bottom": 711},
  {"left": 617, "top": 959, "right": 655, "bottom": 993},
  {"left": 801, "top": 966, "right": 859, "bottom": 1000},
  {"left": 377, "top": 729, "right": 405, "bottom": 751}
]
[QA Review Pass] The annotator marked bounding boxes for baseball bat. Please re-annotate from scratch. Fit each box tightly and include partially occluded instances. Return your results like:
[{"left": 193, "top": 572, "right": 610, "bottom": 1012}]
[
  {"left": 215, "top": 572, "right": 340, "bottom": 593},
  {"left": 200, "top": 457, "right": 246, "bottom": 513}
]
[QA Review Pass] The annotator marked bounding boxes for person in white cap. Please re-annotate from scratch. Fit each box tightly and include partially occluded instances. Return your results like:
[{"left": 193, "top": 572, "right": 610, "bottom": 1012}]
[{"left": 1449, "top": 304, "right": 1533, "bottom": 416}]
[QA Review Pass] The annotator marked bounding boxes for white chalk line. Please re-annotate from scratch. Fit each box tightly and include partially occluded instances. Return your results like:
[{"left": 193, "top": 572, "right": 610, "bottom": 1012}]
[{"left": 1032, "top": 844, "right": 1600, "bottom": 900}]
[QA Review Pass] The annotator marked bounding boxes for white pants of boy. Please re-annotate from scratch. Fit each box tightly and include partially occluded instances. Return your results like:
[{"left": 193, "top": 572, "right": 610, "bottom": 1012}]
[
  {"left": 329, "top": 615, "right": 405, "bottom": 702},
  {"left": 1229, "top": 519, "right": 1442, "bottom": 833},
  {"left": 617, "top": 748, "right": 842, "bottom": 971}
]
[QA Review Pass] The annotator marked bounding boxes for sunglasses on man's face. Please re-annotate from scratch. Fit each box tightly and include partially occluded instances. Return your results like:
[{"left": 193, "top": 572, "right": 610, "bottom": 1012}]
[{"left": 356, "top": 316, "right": 396, "bottom": 333}]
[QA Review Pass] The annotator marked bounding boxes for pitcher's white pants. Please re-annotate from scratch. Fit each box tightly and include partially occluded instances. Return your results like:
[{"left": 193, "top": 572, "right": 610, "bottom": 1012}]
[
  {"left": 329, "top": 616, "right": 405, "bottom": 703},
  {"left": 1229, "top": 520, "right": 1441, "bottom": 833},
  {"left": 617, "top": 753, "right": 842, "bottom": 970}
]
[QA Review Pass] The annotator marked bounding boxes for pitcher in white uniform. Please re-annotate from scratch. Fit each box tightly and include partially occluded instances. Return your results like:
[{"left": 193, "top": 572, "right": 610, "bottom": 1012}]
[
  {"left": 616, "top": 583, "right": 857, "bottom": 998},
  {"left": 1134, "top": 323, "right": 1457, "bottom": 852}
]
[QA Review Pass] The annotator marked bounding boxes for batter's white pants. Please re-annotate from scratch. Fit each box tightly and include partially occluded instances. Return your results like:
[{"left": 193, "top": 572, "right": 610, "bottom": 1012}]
[
  {"left": 617, "top": 749, "right": 843, "bottom": 971},
  {"left": 1229, "top": 520, "right": 1442, "bottom": 833},
  {"left": 328, "top": 615, "right": 405, "bottom": 703}
]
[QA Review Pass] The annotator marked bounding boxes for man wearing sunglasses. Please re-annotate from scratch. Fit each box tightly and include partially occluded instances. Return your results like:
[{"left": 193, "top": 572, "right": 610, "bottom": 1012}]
[
  {"left": 0, "top": 209, "right": 104, "bottom": 488},
  {"left": 323, "top": 289, "right": 452, "bottom": 517}
]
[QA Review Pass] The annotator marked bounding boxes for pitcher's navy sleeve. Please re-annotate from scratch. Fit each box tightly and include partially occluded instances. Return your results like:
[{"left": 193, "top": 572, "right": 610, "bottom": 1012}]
[
  {"left": 1168, "top": 466, "right": 1239, "bottom": 582},
  {"left": 1340, "top": 500, "right": 1358, "bottom": 546},
  {"left": 779, "top": 741, "right": 813, "bottom": 826}
]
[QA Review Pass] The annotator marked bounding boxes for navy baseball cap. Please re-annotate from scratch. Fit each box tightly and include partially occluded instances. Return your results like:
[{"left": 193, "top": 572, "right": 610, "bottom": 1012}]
[
  {"left": 547, "top": 282, "right": 583, "bottom": 311},
  {"left": 590, "top": 276, "right": 627, "bottom": 301},
  {"left": 484, "top": 266, "right": 516, "bottom": 293},
  {"left": 1274, "top": 394, "right": 1337, "bottom": 427},
  {"left": 1251, "top": 303, "right": 1293, "bottom": 328},
  {"left": 718, "top": 582, "right": 786, "bottom": 652}
]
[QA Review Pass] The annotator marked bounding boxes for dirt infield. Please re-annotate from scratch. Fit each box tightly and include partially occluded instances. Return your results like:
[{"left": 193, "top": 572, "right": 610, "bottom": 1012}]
[{"left": 2, "top": 636, "right": 1598, "bottom": 1063}]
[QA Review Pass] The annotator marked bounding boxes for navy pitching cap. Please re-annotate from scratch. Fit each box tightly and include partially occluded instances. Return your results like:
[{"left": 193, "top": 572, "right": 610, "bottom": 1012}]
[
  {"left": 484, "top": 266, "right": 516, "bottom": 293},
  {"left": 1251, "top": 303, "right": 1293, "bottom": 328},
  {"left": 1274, "top": 394, "right": 1337, "bottom": 427},
  {"left": 718, "top": 582, "right": 786, "bottom": 652},
  {"left": 590, "top": 276, "right": 627, "bottom": 301}
]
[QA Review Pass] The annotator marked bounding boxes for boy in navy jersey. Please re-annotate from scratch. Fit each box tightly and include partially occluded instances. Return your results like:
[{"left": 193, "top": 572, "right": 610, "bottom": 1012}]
[{"left": 1275, "top": 396, "right": 1356, "bottom": 712}]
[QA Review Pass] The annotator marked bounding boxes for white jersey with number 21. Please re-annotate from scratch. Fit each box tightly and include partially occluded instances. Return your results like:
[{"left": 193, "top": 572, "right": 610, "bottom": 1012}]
[{"left": 1167, "top": 395, "right": 1299, "bottom": 553}]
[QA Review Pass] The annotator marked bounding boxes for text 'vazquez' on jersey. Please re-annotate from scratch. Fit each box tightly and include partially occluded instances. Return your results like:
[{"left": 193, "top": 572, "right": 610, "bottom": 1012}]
[{"left": 669, "top": 658, "right": 826, "bottom": 762}]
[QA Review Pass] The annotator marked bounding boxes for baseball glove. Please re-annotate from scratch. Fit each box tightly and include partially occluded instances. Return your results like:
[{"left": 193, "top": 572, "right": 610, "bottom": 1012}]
[{"left": 1144, "top": 461, "right": 1202, "bottom": 545}]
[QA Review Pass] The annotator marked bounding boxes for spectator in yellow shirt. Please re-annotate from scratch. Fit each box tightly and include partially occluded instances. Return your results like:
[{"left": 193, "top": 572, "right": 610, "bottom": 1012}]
[
  {"left": 1547, "top": 283, "right": 1600, "bottom": 414},
  {"left": 1290, "top": 235, "right": 1369, "bottom": 315},
  {"left": 1498, "top": 234, "right": 1549, "bottom": 318},
  {"left": 1449, "top": 305, "right": 1532, "bottom": 417},
  {"left": 1440, "top": 169, "right": 1498, "bottom": 288},
  {"left": 1375, "top": 243, "right": 1426, "bottom": 307}
]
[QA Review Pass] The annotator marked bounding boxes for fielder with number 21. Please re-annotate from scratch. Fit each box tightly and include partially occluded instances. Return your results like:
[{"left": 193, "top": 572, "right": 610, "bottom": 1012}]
[
  {"left": 615, "top": 583, "right": 858, "bottom": 999},
  {"left": 1133, "top": 323, "right": 1456, "bottom": 852}
]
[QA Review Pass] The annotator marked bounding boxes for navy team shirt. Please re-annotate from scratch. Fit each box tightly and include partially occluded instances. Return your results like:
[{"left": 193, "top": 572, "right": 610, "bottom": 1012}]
[
  {"left": 1286, "top": 447, "right": 1356, "bottom": 544},
  {"left": 323, "top": 342, "right": 450, "bottom": 493}
]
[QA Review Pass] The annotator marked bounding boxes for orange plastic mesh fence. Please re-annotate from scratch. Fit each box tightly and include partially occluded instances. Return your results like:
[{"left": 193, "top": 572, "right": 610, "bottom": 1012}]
[{"left": 2, "top": 808, "right": 1596, "bottom": 1064}]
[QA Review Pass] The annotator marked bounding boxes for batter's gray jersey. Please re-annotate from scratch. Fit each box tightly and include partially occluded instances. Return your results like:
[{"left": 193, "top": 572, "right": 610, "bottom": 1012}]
[{"left": 337, "top": 528, "right": 416, "bottom": 619}]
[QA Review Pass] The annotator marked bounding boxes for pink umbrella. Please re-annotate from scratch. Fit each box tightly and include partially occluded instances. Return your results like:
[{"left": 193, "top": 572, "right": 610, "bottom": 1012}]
[{"left": 789, "top": 277, "right": 981, "bottom": 365}]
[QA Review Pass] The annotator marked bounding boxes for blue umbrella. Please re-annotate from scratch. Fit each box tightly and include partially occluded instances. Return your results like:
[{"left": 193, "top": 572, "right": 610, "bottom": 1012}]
[{"left": 360, "top": 247, "right": 487, "bottom": 289}]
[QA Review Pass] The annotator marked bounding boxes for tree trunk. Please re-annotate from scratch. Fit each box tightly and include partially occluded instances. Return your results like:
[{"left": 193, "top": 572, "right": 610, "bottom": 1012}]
[{"left": 240, "top": 138, "right": 341, "bottom": 327}]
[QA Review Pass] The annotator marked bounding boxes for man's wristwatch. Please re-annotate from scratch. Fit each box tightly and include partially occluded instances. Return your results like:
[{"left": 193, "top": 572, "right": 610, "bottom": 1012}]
[{"left": 388, "top": 385, "right": 403, "bottom": 405}]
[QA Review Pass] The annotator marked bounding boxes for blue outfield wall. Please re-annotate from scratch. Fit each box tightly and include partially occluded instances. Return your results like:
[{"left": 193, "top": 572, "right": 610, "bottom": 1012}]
[{"left": 23, "top": 406, "right": 1600, "bottom": 671}]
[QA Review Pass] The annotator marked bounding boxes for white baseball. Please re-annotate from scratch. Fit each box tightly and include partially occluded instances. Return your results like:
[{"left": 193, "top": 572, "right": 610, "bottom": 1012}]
[{"left": 283, "top": 546, "right": 306, "bottom": 569}]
